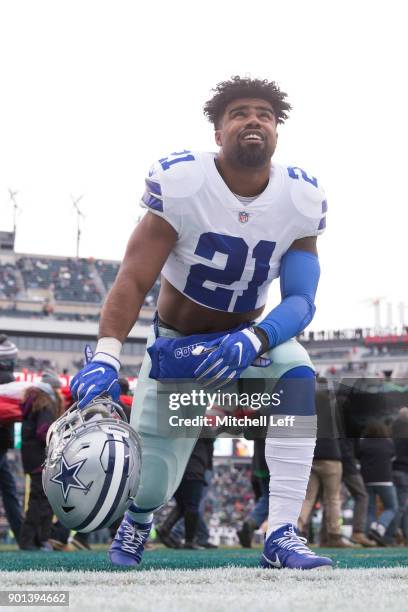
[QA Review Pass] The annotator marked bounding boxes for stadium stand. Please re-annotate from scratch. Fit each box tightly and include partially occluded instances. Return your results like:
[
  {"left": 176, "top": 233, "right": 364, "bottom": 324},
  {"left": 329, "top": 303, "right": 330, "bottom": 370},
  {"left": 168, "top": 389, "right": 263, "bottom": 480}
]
[
  {"left": 0, "top": 262, "right": 19, "bottom": 299},
  {"left": 17, "top": 256, "right": 102, "bottom": 303},
  {"left": 206, "top": 463, "right": 254, "bottom": 530},
  {"left": 0, "top": 253, "right": 160, "bottom": 307},
  {"left": 1, "top": 250, "right": 408, "bottom": 377},
  {"left": 95, "top": 260, "right": 120, "bottom": 291}
]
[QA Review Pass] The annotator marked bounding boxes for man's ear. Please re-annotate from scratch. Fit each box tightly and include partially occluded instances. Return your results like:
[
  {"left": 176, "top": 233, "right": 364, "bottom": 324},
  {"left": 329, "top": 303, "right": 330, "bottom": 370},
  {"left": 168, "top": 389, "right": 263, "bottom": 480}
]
[{"left": 215, "top": 130, "right": 222, "bottom": 146}]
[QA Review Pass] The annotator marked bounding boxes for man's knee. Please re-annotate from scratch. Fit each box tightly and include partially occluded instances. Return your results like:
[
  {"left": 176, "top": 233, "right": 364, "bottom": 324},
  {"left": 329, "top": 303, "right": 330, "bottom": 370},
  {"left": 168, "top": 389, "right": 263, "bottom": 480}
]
[
  {"left": 134, "top": 452, "right": 179, "bottom": 510},
  {"left": 133, "top": 436, "right": 197, "bottom": 511}
]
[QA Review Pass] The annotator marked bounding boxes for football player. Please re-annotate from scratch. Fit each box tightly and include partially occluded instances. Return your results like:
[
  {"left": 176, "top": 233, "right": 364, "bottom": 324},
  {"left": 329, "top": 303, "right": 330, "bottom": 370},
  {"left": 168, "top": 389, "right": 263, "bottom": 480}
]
[{"left": 70, "top": 76, "right": 332, "bottom": 570}]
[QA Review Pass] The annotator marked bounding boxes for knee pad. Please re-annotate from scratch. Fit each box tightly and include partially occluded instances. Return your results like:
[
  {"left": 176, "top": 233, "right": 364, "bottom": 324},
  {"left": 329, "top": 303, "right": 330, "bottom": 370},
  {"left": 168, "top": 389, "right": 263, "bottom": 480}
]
[
  {"left": 134, "top": 452, "right": 176, "bottom": 510},
  {"left": 276, "top": 366, "right": 316, "bottom": 417},
  {"left": 133, "top": 436, "right": 197, "bottom": 511}
]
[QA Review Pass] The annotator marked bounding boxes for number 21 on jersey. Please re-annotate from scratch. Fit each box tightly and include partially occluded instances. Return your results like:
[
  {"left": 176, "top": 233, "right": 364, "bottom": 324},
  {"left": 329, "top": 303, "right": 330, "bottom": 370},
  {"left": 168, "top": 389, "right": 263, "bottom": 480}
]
[{"left": 184, "top": 233, "right": 276, "bottom": 313}]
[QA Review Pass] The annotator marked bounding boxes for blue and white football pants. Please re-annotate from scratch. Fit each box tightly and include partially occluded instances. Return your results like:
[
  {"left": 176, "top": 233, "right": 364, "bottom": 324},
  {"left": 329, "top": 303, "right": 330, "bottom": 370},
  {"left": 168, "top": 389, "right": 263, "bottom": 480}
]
[{"left": 129, "top": 324, "right": 317, "bottom": 534}]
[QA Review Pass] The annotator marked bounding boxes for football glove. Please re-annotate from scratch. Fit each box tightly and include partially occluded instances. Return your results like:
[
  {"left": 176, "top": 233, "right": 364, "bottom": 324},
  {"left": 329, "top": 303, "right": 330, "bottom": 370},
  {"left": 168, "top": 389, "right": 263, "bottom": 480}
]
[
  {"left": 192, "top": 327, "right": 271, "bottom": 389},
  {"left": 70, "top": 344, "right": 121, "bottom": 409}
]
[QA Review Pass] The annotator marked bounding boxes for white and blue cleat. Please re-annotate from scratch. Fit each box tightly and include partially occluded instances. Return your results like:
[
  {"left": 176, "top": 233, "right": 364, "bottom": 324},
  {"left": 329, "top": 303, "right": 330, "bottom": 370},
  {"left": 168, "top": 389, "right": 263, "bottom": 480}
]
[
  {"left": 261, "top": 524, "right": 333, "bottom": 570},
  {"left": 109, "top": 511, "right": 152, "bottom": 567}
]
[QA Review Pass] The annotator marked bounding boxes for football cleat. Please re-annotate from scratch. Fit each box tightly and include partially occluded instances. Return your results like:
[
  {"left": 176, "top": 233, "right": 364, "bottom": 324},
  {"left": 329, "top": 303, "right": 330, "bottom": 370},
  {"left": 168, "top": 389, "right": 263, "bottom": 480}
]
[
  {"left": 261, "top": 524, "right": 333, "bottom": 570},
  {"left": 109, "top": 511, "right": 152, "bottom": 566}
]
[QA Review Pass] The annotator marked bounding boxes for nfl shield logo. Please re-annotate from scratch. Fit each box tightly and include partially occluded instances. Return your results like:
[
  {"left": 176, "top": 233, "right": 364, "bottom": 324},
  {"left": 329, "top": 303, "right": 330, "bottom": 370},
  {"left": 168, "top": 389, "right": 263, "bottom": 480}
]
[{"left": 239, "top": 211, "right": 249, "bottom": 223}]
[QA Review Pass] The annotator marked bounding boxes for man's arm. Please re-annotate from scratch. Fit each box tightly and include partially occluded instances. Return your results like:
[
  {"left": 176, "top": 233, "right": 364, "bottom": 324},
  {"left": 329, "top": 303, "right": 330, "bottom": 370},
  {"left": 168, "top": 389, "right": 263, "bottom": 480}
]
[
  {"left": 255, "top": 235, "right": 320, "bottom": 350},
  {"left": 69, "top": 212, "right": 177, "bottom": 408},
  {"left": 288, "top": 236, "right": 318, "bottom": 255},
  {"left": 98, "top": 211, "right": 177, "bottom": 342}
]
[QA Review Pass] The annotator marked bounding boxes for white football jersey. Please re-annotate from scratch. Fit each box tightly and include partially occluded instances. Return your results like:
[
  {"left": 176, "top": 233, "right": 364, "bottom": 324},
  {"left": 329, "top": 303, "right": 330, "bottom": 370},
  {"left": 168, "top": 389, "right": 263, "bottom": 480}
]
[{"left": 140, "top": 151, "right": 327, "bottom": 313}]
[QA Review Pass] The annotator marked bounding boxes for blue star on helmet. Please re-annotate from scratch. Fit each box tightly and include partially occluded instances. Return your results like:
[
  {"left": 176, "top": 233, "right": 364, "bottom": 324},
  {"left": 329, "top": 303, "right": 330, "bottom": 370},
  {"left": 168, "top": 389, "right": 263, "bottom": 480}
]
[{"left": 50, "top": 455, "right": 90, "bottom": 502}]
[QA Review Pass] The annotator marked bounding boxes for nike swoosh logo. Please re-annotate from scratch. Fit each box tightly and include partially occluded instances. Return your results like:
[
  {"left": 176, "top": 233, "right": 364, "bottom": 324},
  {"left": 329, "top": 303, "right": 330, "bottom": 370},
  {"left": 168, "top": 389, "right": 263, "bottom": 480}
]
[
  {"left": 83, "top": 367, "right": 106, "bottom": 377},
  {"left": 263, "top": 553, "right": 281, "bottom": 568},
  {"left": 234, "top": 341, "right": 243, "bottom": 366},
  {"left": 83, "top": 384, "right": 96, "bottom": 398}
]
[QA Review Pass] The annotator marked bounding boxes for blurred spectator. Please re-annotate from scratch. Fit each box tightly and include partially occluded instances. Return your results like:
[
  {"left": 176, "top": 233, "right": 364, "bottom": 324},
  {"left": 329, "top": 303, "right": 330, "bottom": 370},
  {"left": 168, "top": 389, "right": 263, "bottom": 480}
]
[
  {"left": 299, "top": 377, "right": 354, "bottom": 547},
  {"left": 386, "top": 407, "right": 408, "bottom": 545},
  {"left": 298, "top": 437, "right": 354, "bottom": 547},
  {"left": 106, "top": 378, "right": 134, "bottom": 543},
  {"left": 204, "top": 463, "right": 253, "bottom": 531},
  {"left": 339, "top": 438, "right": 374, "bottom": 546},
  {"left": 170, "top": 467, "right": 217, "bottom": 549},
  {"left": 18, "top": 256, "right": 102, "bottom": 303},
  {"left": 41, "top": 369, "right": 62, "bottom": 391},
  {"left": 0, "top": 263, "right": 18, "bottom": 298},
  {"left": 157, "top": 436, "right": 214, "bottom": 549},
  {"left": 19, "top": 383, "right": 63, "bottom": 550},
  {"left": 0, "top": 335, "right": 23, "bottom": 546},
  {"left": 237, "top": 437, "right": 269, "bottom": 548},
  {"left": 117, "top": 377, "right": 132, "bottom": 422},
  {"left": 359, "top": 422, "right": 398, "bottom": 545}
]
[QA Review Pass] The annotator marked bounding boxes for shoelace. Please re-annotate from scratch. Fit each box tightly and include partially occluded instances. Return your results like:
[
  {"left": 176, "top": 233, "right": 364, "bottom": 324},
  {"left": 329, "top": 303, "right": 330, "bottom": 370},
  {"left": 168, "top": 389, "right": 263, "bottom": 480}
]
[
  {"left": 120, "top": 521, "right": 150, "bottom": 555},
  {"left": 273, "top": 529, "right": 316, "bottom": 556}
]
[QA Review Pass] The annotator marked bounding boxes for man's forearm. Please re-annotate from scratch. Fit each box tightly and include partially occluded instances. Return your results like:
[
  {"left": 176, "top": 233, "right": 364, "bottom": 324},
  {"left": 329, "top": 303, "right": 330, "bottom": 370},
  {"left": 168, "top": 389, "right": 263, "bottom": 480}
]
[{"left": 98, "top": 275, "right": 147, "bottom": 343}]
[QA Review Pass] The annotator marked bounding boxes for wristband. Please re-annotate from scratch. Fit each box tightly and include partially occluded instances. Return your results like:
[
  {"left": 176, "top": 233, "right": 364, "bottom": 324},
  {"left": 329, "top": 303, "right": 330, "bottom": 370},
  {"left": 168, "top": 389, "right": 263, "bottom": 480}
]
[{"left": 94, "top": 337, "right": 122, "bottom": 371}]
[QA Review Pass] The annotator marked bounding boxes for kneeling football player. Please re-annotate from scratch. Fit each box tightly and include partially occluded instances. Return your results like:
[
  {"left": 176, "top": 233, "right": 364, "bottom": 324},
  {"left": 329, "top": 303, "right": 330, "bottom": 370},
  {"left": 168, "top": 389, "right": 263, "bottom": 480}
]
[{"left": 70, "top": 76, "right": 332, "bottom": 570}]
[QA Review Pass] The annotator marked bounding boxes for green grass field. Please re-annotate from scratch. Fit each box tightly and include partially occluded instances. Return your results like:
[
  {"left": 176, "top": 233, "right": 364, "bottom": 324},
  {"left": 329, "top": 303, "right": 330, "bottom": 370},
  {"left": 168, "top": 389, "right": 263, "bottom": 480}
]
[{"left": 1, "top": 547, "right": 407, "bottom": 611}]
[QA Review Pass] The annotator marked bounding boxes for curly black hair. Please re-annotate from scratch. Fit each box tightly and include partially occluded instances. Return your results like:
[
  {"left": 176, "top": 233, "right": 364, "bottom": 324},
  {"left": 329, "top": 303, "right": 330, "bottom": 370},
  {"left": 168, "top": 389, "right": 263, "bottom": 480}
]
[{"left": 203, "top": 76, "right": 291, "bottom": 128}]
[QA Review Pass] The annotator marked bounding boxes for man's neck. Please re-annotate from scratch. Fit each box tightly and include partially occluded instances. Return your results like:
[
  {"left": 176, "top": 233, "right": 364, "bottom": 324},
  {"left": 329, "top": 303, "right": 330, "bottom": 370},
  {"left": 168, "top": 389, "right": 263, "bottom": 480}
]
[{"left": 215, "top": 154, "right": 271, "bottom": 197}]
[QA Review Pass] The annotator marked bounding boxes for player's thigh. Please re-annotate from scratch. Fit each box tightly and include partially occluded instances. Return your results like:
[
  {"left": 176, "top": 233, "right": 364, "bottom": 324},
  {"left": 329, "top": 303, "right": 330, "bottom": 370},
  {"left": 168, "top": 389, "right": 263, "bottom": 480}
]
[
  {"left": 241, "top": 338, "right": 314, "bottom": 383},
  {"left": 130, "top": 334, "right": 206, "bottom": 507}
]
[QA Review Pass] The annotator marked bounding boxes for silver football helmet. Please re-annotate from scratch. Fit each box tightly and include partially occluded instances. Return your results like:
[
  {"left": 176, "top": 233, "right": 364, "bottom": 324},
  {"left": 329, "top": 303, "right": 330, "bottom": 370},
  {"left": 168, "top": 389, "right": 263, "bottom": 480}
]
[{"left": 43, "top": 397, "right": 142, "bottom": 533}]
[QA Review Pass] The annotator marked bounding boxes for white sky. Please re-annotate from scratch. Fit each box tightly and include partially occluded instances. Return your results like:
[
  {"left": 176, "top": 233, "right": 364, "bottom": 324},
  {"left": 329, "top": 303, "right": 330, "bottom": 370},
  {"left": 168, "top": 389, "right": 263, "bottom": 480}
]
[{"left": 0, "top": 0, "right": 407, "bottom": 331}]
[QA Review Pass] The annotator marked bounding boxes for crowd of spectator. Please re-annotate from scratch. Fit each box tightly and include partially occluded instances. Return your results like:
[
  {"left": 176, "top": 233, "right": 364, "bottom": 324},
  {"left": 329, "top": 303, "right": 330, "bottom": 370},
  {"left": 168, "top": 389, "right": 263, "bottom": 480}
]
[
  {"left": 205, "top": 464, "right": 254, "bottom": 529},
  {"left": 94, "top": 260, "right": 120, "bottom": 291},
  {"left": 0, "top": 263, "right": 18, "bottom": 299},
  {"left": 1, "top": 334, "right": 408, "bottom": 552},
  {"left": 17, "top": 256, "right": 101, "bottom": 303},
  {"left": 0, "top": 254, "right": 161, "bottom": 308}
]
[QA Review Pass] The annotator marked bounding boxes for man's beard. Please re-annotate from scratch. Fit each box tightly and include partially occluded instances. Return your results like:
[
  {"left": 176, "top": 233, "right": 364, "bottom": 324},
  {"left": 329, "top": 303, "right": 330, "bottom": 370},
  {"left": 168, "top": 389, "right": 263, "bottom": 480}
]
[{"left": 229, "top": 141, "right": 271, "bottom": 168}]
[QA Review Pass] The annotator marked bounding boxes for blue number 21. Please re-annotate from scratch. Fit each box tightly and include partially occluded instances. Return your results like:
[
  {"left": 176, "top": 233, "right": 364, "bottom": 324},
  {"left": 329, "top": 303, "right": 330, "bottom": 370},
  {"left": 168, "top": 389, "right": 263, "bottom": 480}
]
[{"left": 184, "top": 233, "right": 276, "bottom": 312}]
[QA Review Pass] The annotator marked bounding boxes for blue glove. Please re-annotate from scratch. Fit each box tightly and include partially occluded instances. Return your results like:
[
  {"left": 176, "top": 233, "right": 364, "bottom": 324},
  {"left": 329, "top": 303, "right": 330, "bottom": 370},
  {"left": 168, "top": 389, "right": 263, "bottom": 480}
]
[
  {"left": 192, "top": 327, "right": 271, "bottom": 389},
  {"left": 70, "top": 344, "right": 121, "bottom": 409}
]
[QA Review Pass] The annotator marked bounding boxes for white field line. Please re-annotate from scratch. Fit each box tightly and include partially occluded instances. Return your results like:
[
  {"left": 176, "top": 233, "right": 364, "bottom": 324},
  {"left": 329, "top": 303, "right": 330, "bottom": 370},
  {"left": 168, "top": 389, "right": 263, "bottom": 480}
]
[{"left": 0, "top": 567, "right": 407, "bottom": 612}]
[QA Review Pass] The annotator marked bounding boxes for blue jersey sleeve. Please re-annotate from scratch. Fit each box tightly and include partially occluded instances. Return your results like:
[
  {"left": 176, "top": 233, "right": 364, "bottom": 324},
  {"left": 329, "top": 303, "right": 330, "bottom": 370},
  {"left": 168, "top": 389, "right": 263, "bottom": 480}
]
[{"left": 257, "top": 250, "right": 320, "bottom": 348}]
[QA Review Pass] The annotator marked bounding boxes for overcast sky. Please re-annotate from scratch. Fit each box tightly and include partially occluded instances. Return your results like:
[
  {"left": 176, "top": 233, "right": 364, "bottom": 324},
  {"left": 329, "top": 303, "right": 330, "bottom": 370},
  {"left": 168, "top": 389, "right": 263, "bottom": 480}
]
[{"left": 0, "top": 0, "right": 406, "bottom": 331}]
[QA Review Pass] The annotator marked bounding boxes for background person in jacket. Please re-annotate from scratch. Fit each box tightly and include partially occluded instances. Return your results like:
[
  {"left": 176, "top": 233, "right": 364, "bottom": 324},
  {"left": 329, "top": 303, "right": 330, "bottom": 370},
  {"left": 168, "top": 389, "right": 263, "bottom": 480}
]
[
  {"left": 298, "top": 377, "right": 353, "bottom": 547},
  {"left": 19, "top": 382, "right": 63, "bottom": 550},
  {"left": 339, "top": 438, "right": 374, "bottom": 546},
  {"left": 298, "top": 437, "right": 353, "bottom": 547},
  {"left": 359, "top": 421, "right": 398, "bottom": 546},
  {"left": 157, "top": 436, "right": 215, "bottom": 550},
  {"left": 0, "top": 334, "right": 23, "bottom": 546},
  {"left": 237, "top": 437, "right": 269, "bottom": 548},
  {"left": 386, "top": 407, "right": 408, "bottom": 545}
]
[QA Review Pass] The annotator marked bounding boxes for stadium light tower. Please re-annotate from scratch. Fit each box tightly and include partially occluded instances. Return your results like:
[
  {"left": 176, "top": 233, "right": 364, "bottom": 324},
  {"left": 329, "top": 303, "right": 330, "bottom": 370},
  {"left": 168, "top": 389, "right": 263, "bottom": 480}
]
[
  {"left": 398, "top": 302, "right": 407, "bottom": 331},
  {"left": 71, "top": 194, "right": 85, "bottom": 259},
  {"left": 8, "top": 188, "right": 21, "bottom": 237},
  {"left": 359, "top": 296, "right": 386, "bottom": 333}
]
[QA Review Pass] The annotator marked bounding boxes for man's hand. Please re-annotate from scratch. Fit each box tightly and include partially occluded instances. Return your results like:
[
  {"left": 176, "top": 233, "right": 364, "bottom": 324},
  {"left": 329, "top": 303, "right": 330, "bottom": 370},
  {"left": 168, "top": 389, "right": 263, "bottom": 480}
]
[
  {"left": 70, "top": 344, "right": 121, "bottom": 409},
  {"left": 192, "top": 327, "right": 271, "bottom": 389}
]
